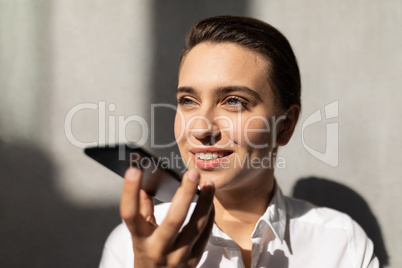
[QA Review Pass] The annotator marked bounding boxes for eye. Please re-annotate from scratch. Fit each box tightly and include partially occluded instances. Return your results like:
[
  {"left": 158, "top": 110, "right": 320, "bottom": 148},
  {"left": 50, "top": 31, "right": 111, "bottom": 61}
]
[
  {"left": 224, "top": 96, "right": 249, "bottom": 110},
  {"left": 177, "top": 97, "right": 196, "bottom": 107},
  {"left": 226, "top": 97, "right": 244, "bottom": 106}
]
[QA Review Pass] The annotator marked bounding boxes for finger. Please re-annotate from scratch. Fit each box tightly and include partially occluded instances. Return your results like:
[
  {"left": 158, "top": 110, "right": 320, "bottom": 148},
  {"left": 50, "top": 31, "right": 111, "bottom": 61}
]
[
  {"left": 139, "top": 190, "right": 156, "bottom": 226},
  {"left": 190, "top": 203, "right": 215, "bottom": 260},
  {"left": 120, "top": 167, "right": 142, "bottom": 232},
  {"left": 168, "top": 207, "right": 215, "bottom": 268},
  {"left": 152, "top": 169, "right": 200, "bottom": 250},
  {"left": 174, "top": 180, "right": 215, "bottom": 252}
]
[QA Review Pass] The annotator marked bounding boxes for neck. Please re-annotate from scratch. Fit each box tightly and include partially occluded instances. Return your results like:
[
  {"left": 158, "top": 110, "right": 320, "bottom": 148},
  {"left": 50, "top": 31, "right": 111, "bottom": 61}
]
[
  {"left": 212, "top": 170, "right": 275, "bottom": 258},
  {"left": 212, "top": 170, "right": 275, "bottom": 268},
  {"left": 213, "top": 170, "right": 275, "bottom": 226}
]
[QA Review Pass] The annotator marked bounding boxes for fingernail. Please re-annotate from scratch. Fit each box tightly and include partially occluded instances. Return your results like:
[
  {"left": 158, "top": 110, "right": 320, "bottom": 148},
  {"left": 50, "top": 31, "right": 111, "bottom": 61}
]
[
  {"left": 126, "top": 167, "right": 139, "bottom": 181},
  {"left": 202, "top": 180, "right": 214, "bottom": 190},
  {"left": 187, "top": 170, "right": 200, "bottom": 182}
]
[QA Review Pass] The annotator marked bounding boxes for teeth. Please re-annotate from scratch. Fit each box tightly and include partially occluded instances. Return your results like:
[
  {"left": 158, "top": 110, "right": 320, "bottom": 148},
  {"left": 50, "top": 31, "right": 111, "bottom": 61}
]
[{"left": 195, "top": 152, "right": 226, "bottom": 160}]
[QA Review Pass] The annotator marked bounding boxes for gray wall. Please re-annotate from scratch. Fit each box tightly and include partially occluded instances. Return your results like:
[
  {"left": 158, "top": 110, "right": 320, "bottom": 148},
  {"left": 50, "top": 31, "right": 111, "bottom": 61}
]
[{"left": 0, "top": 0, "right": 400, "bottom": 267}]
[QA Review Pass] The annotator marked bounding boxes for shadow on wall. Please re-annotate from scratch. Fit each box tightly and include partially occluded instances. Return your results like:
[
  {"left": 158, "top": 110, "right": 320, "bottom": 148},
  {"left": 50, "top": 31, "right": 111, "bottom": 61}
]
[
  {"left": 0, "top": 142, "right": 121, "bottom": 268},
  {"left": 292, "top": 177, "right": 389, "bottom": 267},
  {"left": 150, "top": 0, "right": 248, "bottom": 163}
]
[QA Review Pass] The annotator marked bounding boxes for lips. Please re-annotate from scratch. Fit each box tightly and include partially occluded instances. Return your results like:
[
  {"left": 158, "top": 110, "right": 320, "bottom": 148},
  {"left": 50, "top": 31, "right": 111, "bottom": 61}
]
[{"left": 190, "top": 148, "right": 233, "bottom": 169}]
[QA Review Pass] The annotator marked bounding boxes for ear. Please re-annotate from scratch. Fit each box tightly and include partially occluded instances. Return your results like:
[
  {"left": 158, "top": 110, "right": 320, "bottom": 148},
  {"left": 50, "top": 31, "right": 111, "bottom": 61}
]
[{"left": 276, "top": 104, "right": 300, "bottom": 146}]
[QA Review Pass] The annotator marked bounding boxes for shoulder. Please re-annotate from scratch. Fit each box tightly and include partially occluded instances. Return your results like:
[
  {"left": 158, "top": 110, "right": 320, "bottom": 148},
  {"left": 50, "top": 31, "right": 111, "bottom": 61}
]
[
  {"left": 284, "top": 196, "right": 379, "bottom": 267},
  {"left": 100, "top": 202, "right": 197, "bottom": 267},
  {"left": 285, "top": 196, "right": 353, "bottom": 228},
  {"left": 99, "top": 202, "right": 173, "bottom": 268},
  {"left": 99, "top": 222, "right": 133, "bottom": 268},
  {"left": 285, "top": 196, "right": 366, "bottom": 237}
]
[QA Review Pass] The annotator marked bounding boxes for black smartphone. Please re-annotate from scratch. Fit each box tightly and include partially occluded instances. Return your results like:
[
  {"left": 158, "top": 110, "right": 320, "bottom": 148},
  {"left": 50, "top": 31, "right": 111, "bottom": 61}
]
[{"left": 84, "top": 144, "right": 197, "bottom": 202}]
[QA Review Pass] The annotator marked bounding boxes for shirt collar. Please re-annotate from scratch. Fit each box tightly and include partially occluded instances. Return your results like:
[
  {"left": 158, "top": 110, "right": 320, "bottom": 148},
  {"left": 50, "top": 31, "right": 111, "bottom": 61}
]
[
  {"left": 258, "top": 182, "right": 287, "bottom": 244},
  {"left": 210, "top": 182, "right": 288, "bottom": 246}
]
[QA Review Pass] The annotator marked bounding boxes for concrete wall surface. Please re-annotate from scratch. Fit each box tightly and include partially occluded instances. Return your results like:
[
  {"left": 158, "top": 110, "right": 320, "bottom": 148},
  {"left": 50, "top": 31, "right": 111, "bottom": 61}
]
[{"left": 0, "top": 0, "right": 400, "bottom": 267}]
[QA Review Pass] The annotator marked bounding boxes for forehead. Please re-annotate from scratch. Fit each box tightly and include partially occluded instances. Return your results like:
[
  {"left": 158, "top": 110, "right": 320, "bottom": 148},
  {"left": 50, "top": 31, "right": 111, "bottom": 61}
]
[{"left": 178, "top": 42, "right": 272, "bottom": 99}]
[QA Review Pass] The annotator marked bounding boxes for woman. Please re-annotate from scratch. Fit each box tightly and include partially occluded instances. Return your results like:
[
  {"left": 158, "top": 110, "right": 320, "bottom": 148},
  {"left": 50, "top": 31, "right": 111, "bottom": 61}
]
[{"left": 100, "top": 16, "right": 378, "bottom": 268}]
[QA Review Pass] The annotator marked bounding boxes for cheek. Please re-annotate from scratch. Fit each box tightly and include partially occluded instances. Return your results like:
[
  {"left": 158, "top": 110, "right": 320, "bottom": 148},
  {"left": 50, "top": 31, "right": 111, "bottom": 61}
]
[
  {"left": 174, "top": 112, "right": 184, "bottom": 143},
  {"left": 174, "top": 111, "right": 194, "bottom": 145},
  {"left": 218, "top": 114, "right": 270, "bottom": 147},
  {"left": 240, "top": 116, "right": 272, "bottom": 148}
]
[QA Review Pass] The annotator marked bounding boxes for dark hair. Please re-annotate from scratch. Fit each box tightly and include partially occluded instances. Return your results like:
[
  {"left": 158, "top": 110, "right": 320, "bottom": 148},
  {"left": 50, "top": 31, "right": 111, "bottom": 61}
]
[{"left": 181, "top": 16, "right": 301, "bottom": 111}]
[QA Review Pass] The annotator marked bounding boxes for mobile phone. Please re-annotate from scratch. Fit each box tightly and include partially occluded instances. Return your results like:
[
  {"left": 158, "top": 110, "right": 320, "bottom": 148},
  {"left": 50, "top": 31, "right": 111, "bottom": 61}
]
[{"left": 84, "top": 144, "right": 197, "bottom": 202}]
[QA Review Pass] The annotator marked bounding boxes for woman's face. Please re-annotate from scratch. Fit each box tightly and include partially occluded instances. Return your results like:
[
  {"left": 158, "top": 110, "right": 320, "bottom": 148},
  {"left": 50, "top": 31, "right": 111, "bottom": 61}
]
[{"left": 174, "top": 42, "right": 279, "bottom": 191}]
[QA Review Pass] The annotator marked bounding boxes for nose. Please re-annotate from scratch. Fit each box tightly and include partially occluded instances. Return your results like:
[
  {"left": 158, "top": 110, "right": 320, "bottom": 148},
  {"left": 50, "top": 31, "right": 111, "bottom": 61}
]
[{"left": 189, "top": 111, "right": 221, "bottom": 145}]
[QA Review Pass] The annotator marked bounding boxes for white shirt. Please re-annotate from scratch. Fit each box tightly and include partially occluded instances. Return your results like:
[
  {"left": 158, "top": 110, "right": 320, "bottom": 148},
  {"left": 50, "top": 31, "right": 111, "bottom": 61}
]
[{"left": 99, "top": 186, "right": 379, "bottom": 268}]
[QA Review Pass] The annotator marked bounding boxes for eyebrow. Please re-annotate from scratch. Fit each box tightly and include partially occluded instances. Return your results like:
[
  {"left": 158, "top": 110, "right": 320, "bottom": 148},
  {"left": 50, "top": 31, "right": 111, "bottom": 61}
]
[
  {"left": 215, "top": 86, "right": 263, "bottom": 102},
  {"left": 176, "top": 86, "right": 198, "bottom": 96},
  {"left": 176, "top": 86, "right": 263, "bottom": 102}
]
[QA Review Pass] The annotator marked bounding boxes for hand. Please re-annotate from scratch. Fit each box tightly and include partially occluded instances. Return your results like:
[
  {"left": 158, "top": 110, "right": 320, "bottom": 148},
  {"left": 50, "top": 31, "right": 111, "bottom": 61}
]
[{"left": 120, "top": 168, "right": 215, "bottom": 268}]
